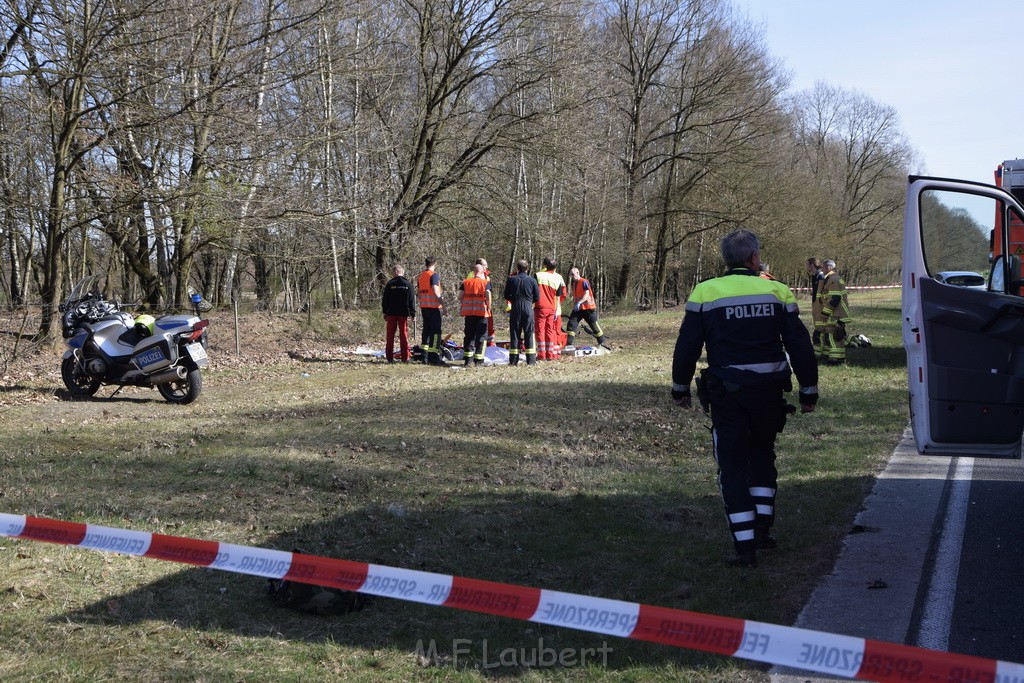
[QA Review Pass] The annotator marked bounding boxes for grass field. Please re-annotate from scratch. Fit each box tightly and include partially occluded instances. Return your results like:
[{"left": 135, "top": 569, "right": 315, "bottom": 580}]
[{"left": 0, "top": 291, "right": 908, "bottom": 681}]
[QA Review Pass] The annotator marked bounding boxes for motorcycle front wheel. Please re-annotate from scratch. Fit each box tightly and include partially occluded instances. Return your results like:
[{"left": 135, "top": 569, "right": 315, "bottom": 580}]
[
  {"left": 61, "top": 356, "right": 101, "bottom": 397},
  {"left": 157, "top": 367, "right": 202, "bottom": 405}
]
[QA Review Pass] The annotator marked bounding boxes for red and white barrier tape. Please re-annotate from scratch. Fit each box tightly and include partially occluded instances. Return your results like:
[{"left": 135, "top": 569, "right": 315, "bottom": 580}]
[
  {"left": 790, "top": 285, "right": 901, "bottom": 292},
  {"left": 2, "top": 513, "right": 1020, "bottom": 682}
]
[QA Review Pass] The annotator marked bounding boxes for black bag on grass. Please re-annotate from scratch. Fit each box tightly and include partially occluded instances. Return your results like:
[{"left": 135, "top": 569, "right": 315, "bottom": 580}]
[{"left": 266, "top": 577, "right": 372, "bottom": 615}]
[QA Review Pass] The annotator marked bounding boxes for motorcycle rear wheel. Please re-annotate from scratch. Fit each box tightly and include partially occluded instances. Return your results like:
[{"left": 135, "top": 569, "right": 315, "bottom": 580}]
[
  {"left": 157, "top": 367, "right": 202, "bottom": 404},
  {"left": 61, "top": 356, "right": 101, "bottom": 397}
]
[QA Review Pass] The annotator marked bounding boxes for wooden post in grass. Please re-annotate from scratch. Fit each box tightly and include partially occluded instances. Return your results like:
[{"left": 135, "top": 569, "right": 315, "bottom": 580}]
[{"left": 233, "top": 297, "right": 240, "bottom": 355}]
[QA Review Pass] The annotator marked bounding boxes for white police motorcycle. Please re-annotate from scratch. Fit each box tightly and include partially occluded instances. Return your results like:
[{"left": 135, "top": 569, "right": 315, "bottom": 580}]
[{"left": 59, "top": 275, "right": 210, "bottom": 404}]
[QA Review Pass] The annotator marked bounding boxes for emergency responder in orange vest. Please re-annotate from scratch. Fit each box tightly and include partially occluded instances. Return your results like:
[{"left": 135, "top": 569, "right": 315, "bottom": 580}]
[
  {"left": 818, "top": 259, "right": 852, "bottom": 365},
  {"left": 672, "top": 229, "right": 819, "bottom": 568},
  {"left": 565, "top": 267, "right": 610, "bottom": 350},
  {"left": 503, "top": 259, "right": 539, "bottom": 366},
  {"left": 535, "top": 257, "right": 566, "bottom": 360},
  {"left": 417, "top": 257, "right": 448, "bottom": 366},
  {"left": 466, "top": 258, "right": 496, "bottom": 347},
  {"left": 459, "top": 264, "right": 492, "bottom": 366}
]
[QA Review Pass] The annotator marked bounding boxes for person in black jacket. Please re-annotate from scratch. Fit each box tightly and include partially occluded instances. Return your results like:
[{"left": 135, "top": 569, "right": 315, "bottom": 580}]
[
  {"left": 502, "top": 259, "right": 540, "bottom": 366},
  {"left": 672, "top": 229, "right": 819, "bottom": 568},
  {"left": 381, "top": 265, "right": 416, "bottom": 363}
]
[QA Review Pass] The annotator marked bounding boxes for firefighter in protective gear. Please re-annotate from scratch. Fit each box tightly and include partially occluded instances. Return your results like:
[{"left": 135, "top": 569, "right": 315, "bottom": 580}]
[
  {"left": 503, "top": 259, "right": 539, "bottom": 365},
  {"left": 806, "top": 257, "right": 826, "bottom": 356},
  {"left": 672, "top": 229, "right": 819, "bottom": 568},
  {"left": 459, "top": 264, "right": 492, "bottom": 366},
  {"left": 818, "top": 259, "right": 852, "bottom": 365},
  {"left": 565, "top": 267, "right": 609, "bottom": 350},
  {"left": 418, "top": 257, "right": 447, "bottom": 366},
  {"left": 535, "top": 257, "right": 566, "bottom": 360}
]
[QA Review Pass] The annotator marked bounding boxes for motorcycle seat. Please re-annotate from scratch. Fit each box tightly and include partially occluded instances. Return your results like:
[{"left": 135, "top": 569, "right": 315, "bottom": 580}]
[{"left": 117, "top": 328, "right": 147, "bottom": 348}]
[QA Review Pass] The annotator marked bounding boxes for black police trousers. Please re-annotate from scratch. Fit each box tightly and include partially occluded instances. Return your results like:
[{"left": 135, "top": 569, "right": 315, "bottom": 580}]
[
  {"left": 708, "top": 382, "right": 789, "bottom": 554},
  {"left": 508, "top": 304, "right": 536, "bottom": 365}
]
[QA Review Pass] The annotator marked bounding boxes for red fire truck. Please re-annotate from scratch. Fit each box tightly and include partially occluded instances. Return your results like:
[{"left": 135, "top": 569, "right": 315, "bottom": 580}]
[{"left": 992, "top": 159, "right": 1024, "bottom": 266}]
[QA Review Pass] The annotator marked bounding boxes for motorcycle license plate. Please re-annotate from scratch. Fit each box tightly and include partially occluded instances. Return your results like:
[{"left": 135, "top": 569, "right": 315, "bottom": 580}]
[{"left": 185, "top": 342, "right": 208, "bottom": 365}]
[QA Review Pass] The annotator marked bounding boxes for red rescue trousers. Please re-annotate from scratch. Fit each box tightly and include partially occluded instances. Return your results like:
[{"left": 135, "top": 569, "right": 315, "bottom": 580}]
[
  {"left": 535, "top": 310, "right": 562, "bottom": 360},
  {"left": 385, "top": 315, "right": 411, "bottom": 362}
]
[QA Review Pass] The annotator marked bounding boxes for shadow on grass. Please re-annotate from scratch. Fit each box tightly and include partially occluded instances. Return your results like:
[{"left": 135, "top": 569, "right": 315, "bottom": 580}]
[
  {"left": 54, "top": 389, "right": 163, "bottom": 403},
  {"left": 843, "top": 344, "right": 907, "bottom": 370},
  {"left": 0, "top": 384, "right": 35, "bottom": 394},
  {"left": 0, "top": 328, "right": 36, "bottom": 343},
  {"left": 55, "top": 480, "right": 874, "bottom": 676},
  {"left": 38, "top": 375, "right": 894, "bottom": 676}
]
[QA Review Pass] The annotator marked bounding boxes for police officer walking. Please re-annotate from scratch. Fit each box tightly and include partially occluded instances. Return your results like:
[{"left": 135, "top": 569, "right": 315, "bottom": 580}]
[{"left": 672, "top": 229, "right": 819, "bottom": 568}]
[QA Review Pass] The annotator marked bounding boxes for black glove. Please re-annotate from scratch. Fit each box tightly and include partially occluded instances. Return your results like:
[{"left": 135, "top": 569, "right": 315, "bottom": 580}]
[
  {"left": 671, "top": 387, "right": 692, "bottom": 409},
  {"left": 799, "top": 386, "right": 819, "bottom": 413}
]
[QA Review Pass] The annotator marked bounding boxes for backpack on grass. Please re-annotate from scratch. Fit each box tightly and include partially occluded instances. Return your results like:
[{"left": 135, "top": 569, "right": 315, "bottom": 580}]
[{"left": 266, "top": 577, "right": 373, "bottom": 615}]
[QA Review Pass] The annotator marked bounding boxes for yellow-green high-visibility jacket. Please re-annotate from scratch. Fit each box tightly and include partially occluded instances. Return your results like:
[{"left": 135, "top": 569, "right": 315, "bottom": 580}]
[{"left": 673, "top": 268, "right": 818, "bottom": 390}]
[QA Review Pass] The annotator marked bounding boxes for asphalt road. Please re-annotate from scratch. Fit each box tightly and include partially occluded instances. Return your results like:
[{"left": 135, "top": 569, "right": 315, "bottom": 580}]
[
  {"left": 947, "top": 457, "right": 1024, "bottom": 661},
  {"left": 771, "top": 427, "right": 1024, "bottom": 682}
]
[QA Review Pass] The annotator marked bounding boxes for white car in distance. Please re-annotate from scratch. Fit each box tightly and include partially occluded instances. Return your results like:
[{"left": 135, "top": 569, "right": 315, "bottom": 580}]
[{"left": 933, "top": 270, "right": 987, "bottom": 291}]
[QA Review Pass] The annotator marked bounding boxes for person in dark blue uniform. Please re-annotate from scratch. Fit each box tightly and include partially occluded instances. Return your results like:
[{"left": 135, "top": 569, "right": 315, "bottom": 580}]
[
  {"left": 672, "top": 229, "right": 819, "bottom": 567},
  {"left": 502, "top": 259, "right": 540, "bottom": 366}
]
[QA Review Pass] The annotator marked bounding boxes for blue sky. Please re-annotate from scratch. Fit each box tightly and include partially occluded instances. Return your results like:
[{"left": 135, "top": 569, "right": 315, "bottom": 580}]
[{"left": 733, "top": 1, "right": 1024, "bottom": 185}]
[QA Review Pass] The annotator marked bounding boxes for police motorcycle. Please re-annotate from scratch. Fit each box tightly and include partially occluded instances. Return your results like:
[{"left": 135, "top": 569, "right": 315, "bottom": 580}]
[{"left": 59, "top": 274, "right": 210, "bottom": 404}]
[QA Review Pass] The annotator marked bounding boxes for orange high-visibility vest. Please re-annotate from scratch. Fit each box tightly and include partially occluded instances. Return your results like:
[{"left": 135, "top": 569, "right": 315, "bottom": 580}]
[
  {"left": 460, "top": 277, "right": 490, "bottom": 317},
  {"left": 574, "top": 278, "right": 596, "bottom": 310},
  {"left": 418, "top": 270, "right": 441, "bottom": 308}
]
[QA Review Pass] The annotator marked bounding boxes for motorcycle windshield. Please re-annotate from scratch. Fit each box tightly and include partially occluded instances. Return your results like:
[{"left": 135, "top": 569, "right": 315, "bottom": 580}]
[{"left": 63, "top": 274, "right": 106, "bottom": 308}]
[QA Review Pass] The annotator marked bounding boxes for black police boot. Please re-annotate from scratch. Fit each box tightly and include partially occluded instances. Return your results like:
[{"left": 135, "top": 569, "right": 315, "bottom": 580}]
[
  {"left": 728, "top": 541, "right": 757, "bottom": 568},
  {"left": 728, "top": 551, "right": 757, "bottom": 568},
  {"left": 755, "top": 528, "right": 777, "bottom": 550}
]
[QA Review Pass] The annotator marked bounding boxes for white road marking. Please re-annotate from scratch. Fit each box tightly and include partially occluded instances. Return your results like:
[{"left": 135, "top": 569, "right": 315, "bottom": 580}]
[{"left": 916, "top": 456, "right": 973, "bottom": 651}]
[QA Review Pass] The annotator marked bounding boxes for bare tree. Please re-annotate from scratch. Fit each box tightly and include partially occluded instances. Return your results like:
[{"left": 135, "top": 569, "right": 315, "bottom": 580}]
[
  {"left": 790, "top": 81, "right": 912, "bottom": 270},
  {"left": 0, "top": 0, "right": 913, "bottom": 320},
  {"left": 11, "top": 0, "right": 122, "bottom": 339},
  {"left": 359, "top": 0, "right": 555, "bottom": 281}
]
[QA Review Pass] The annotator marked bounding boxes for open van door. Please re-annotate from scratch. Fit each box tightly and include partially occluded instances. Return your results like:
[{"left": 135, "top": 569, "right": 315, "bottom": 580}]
[{"left": 903, "top": 176, "right": 1024, "bottom": 458}]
